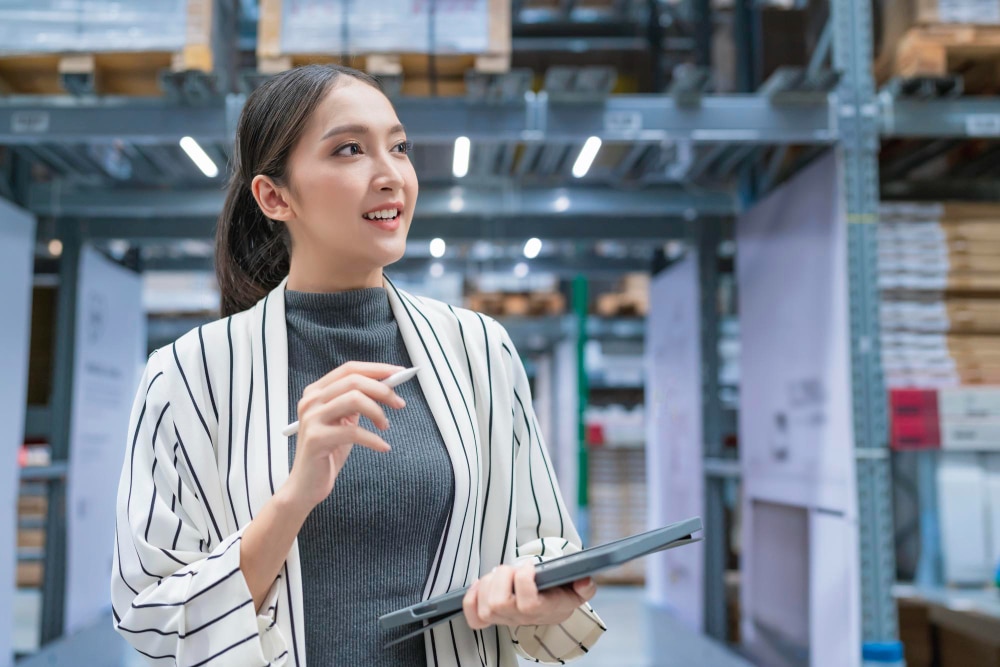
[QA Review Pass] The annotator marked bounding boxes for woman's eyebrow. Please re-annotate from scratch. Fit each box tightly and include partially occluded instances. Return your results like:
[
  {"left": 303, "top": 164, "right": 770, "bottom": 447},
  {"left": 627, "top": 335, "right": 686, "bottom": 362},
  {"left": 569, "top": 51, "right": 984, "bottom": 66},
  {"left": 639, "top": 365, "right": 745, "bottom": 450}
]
[{"left": 321, "top": 123, "right": 407, "bottom": 141}]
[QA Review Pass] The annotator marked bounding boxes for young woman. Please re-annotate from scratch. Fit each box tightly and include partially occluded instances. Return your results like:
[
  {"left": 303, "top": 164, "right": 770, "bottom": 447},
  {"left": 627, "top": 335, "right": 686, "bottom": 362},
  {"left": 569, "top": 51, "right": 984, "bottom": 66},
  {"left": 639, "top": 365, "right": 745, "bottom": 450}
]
[{"left": 112, "top": 64, "right": 605, "bottom": 667}]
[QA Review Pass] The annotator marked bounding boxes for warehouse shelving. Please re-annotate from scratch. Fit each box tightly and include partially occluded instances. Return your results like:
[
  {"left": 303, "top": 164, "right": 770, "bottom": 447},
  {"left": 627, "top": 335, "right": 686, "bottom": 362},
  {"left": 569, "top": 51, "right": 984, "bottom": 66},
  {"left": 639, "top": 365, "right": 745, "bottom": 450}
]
[{"left": 5, "top": 0, "right": 996, "bottom": 655}]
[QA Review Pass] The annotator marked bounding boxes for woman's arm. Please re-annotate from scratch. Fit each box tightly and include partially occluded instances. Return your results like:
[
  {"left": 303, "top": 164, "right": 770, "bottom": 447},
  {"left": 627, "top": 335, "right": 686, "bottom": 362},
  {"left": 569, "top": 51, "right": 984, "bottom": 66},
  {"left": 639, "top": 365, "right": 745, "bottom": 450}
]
[
  {"left": 240, "top": 488, "right": 309, "bottom": 611},
  {"left": 112, "top": 350, "right": 289, "bottom": 667}
]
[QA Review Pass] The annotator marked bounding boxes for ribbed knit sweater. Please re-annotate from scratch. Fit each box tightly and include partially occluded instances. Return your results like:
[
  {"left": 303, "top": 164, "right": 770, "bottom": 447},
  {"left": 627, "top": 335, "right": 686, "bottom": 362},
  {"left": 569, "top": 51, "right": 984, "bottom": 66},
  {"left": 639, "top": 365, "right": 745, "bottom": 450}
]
[{"left": 285, "top": 287, "right": 454, "bottom": 666}]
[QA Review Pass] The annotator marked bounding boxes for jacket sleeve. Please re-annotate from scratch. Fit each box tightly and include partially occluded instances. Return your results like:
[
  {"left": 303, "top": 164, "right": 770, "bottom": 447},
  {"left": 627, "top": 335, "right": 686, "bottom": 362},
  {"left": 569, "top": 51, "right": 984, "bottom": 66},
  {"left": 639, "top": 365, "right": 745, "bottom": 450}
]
[
  {"left": 111, "top": 349, "right": 288, "bottom": 666},
  {"left": 498, "top": 326, "right": 607, "bottom": 664}
]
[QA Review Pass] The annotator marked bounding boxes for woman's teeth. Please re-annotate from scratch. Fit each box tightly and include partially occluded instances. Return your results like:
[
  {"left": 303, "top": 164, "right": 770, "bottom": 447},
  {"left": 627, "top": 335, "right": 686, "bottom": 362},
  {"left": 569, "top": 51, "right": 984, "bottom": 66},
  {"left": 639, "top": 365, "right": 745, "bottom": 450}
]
[{"left": 363, "top": 208, "right": 399, "bottom": 220}]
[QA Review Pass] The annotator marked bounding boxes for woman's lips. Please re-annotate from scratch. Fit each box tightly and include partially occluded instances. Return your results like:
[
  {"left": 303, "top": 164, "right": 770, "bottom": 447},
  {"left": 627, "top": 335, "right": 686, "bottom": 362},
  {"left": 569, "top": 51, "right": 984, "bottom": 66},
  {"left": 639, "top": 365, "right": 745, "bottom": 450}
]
[{"left": 363, "top": 212, "right": 401, "bottom": 231}]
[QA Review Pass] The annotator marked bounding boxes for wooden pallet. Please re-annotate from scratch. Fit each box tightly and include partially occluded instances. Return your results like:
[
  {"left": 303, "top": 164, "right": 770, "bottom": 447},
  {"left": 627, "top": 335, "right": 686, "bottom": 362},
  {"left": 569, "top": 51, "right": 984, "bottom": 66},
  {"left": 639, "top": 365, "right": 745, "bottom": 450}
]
[
  {"left": 257, "top": 0, "right": 511, "bottom": 96},
  {"left": 595, "top": 292, "right": 649, "bottom": 317},
  {"left": 0, "top": 0, "right": 216, "bottom": 95},
  {"left": 881, "top": 24, "right": 1000, "bottom": 92},
  {"left": 465, "top": 291, "right": 566, "bottom": 317}
]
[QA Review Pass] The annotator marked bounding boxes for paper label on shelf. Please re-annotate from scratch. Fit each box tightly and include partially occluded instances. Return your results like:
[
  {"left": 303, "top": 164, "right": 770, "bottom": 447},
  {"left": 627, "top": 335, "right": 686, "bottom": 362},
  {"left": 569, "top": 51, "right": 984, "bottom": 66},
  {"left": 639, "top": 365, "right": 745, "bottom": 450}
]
[
  {"left": 965, "top": 114, "right": 1000, "bottom": 137},
  {"left": 604, "top": 110, "right": 643, "bottom": 133},
  {"left": 937, "top": 0, "right": 1000, "bottom": 24},
  {"left": 11, "top": 111, "right": 49, "bottom": 134}
]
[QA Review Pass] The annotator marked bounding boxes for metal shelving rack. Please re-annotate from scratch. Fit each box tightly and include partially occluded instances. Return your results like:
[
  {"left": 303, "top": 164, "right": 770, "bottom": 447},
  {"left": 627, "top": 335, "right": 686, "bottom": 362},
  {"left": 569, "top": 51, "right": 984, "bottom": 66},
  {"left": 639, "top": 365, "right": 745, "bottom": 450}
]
[{"left": 7, "top": 0, "right": 1000, "bottom": 654}]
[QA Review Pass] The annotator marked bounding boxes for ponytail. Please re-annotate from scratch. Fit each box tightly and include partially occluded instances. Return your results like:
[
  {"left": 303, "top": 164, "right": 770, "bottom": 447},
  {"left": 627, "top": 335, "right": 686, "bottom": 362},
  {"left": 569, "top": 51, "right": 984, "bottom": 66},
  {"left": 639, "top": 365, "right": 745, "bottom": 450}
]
[{"left": 215, "top": 181, "right": 289, "bottom": 317}]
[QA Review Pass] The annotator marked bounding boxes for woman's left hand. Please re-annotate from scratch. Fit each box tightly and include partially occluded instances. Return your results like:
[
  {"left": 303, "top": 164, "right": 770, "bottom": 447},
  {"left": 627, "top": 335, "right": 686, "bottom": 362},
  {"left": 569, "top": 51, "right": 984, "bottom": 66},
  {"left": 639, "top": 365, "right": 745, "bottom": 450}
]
[{"left": 461, "top": 562, "right": 597, "bottom": 630}]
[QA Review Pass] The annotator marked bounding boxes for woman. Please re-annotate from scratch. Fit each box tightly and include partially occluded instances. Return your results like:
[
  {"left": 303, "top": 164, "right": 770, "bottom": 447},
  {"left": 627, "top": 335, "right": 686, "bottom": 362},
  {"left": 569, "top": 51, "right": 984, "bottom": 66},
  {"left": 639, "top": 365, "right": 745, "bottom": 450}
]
[{"left": 111, "top": 64, "right": 605, "bottom": 667}]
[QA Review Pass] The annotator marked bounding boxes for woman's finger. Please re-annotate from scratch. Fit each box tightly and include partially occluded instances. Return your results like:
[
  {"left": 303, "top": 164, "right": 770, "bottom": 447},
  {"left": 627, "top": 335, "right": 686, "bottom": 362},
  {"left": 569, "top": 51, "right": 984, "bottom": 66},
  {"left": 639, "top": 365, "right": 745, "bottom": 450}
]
[
  {"left": 462, "top": 581, "right": 485, "bottom": 630},
  {"left": 307, "top": 362, "right": 404, "bottom": 396},
  {"left": 311, "top": 389, "right": 391, "bottom": 430},
  {"left": 299, "top": 373, "right": 406, "bottom": 416},
  {"left": 572, "top": 577, "right": 597, "bottom": 602},
  {"left": 305, "top": 422, "right": 391, "bottom": 454},
  {"left": 513, "top": 563, "right": 542, "bottom": 620}
]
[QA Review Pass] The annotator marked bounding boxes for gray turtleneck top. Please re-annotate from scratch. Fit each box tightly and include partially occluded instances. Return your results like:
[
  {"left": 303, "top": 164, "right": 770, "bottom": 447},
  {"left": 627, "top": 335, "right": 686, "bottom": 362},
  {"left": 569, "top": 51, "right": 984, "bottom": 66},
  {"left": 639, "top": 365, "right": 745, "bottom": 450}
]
[{"left": 285, "top": 287, "right": 455, "bottom": 666}]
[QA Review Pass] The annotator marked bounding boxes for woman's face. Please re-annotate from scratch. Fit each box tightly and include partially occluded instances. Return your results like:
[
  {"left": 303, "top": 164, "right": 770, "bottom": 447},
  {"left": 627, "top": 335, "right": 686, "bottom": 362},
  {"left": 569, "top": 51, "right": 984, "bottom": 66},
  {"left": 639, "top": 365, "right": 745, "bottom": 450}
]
[{"left": 277, "top": 78, "right": 418, "bottom": 276}]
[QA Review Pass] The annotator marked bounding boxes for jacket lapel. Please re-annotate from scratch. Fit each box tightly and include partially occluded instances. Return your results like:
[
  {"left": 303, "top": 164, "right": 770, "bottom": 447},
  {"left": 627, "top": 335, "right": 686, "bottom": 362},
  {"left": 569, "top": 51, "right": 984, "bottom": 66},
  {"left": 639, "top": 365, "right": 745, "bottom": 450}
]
[
  {"left": 383, "top": 276, "right": 481, "bottom": 597},
  {"left": 249, "top": 277, "right": 306, "bottom": 663}
]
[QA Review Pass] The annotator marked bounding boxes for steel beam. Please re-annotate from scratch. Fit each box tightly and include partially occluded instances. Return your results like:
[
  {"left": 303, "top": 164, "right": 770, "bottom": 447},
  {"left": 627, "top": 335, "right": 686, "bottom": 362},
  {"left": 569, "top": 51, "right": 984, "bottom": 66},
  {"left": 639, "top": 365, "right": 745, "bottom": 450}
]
[
  {"left": 28, "top": 183, "right": 736, "bottom": 220},
  {"left": 0, "top": 93, "right": 837, "bottom": 145},
  {"left": 139, "top": 253, "right": 654, "bottom": 276}
]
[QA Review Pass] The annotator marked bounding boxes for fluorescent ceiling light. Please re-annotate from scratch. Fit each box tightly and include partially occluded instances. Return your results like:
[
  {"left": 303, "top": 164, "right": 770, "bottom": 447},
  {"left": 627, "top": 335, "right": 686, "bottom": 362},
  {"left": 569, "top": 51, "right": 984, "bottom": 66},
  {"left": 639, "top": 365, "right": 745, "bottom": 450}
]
[
  {"left": 523, "top": 238, "right": 542, "bottom": 259},
  {"left": 179, "top": 136, "right": 219, "bottom": 178},
  {"left": 453, "top": 136, "right": 470, "bottom": 178},
  {"left": 429, "top": 238, "right": 447, "bottom": 258},
  {"left": 572, "top": 136, "right": 601, "bottom": 178}
]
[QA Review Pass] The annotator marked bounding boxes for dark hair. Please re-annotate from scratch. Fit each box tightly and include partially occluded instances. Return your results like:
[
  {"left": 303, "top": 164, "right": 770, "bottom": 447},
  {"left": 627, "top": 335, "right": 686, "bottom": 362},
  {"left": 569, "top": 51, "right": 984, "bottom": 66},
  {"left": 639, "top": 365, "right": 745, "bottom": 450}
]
[{"left": 215, "top": 64, "right": 383, "bottom": 317}]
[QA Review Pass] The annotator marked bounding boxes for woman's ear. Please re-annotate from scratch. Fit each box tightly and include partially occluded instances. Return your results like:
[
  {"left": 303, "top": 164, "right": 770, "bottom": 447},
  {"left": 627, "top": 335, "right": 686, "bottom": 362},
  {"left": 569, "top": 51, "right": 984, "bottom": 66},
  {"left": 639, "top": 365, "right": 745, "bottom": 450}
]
[{"left": 251, "top": 174, "right": 293, "bottom": 222}]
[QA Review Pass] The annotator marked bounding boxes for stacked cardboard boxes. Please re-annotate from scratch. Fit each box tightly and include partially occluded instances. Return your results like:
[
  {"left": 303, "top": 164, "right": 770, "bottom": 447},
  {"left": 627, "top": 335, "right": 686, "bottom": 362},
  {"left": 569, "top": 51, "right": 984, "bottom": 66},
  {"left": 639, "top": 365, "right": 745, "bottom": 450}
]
[
  {"left": 880, "top": 202, "right": 1000, "bottom": 389},
  {"left": 589, "top": 446, "right": 647, "bottom": 583}
]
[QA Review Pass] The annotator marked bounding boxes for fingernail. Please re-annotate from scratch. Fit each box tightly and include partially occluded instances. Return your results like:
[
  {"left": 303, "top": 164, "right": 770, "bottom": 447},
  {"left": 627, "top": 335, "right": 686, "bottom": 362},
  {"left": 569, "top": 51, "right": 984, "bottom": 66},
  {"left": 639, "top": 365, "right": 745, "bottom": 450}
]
[{"left": 471, "top": 580, "right": 480, "bottom": 591}]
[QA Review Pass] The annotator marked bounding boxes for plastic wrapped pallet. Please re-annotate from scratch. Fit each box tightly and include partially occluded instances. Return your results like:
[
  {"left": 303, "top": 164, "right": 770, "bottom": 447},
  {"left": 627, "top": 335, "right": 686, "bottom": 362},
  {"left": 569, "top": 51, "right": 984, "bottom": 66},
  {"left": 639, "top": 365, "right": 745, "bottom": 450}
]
[
  {"left": 273, "top": 0, "right": 492, "bottom": 55},
  {"left": 0, "top": 0, "right": 189, "bottom": 54}
]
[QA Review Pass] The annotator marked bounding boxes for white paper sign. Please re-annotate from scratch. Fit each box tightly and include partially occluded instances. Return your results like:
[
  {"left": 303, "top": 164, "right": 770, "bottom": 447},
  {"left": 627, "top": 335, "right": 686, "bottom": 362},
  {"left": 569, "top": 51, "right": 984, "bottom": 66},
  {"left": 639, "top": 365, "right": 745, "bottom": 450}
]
[
  {"left": 65, "top": 247, "right": 145, "bottom": 634},
  {"left": 737, "top": 152, "right": 860, "bottom": 667},
  {"left": 645, "top": 253, "right": 704, "bottom": 630},
  {"left": 737, "top": 152, "right": 857, "bottom": 513},
  {"left": 0, "top": 199, "right": 35, "bottom": 667}
]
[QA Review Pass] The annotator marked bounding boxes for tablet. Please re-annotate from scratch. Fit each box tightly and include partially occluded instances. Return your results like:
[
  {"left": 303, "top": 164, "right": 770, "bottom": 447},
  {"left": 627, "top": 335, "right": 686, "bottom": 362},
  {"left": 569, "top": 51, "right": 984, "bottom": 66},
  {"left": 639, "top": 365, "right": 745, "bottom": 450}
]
[{"left": 379, "top": 516, "right": 702, "bottom": 632}]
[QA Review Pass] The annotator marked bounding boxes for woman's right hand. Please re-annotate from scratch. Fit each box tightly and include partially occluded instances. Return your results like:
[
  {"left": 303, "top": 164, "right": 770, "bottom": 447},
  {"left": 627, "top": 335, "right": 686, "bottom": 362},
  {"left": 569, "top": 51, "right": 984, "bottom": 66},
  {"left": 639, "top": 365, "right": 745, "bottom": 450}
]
[{"left": 284, "top": 361, "right": 407, "bottom": 512}]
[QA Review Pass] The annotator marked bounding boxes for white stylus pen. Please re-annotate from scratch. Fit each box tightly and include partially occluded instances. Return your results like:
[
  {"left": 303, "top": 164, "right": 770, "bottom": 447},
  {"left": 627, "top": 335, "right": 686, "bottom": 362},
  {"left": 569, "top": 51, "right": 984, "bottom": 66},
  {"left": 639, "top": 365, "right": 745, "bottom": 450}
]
[{"left": 281, "top": 366, "right": 420, "bottom": 438}]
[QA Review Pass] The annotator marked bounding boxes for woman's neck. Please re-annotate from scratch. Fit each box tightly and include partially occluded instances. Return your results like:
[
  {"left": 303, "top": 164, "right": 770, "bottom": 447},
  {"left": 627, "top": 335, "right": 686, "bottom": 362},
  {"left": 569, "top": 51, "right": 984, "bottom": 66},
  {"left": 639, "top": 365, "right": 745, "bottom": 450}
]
[{"left": 286, "top": 261, "right": 384, "bottom": 294}]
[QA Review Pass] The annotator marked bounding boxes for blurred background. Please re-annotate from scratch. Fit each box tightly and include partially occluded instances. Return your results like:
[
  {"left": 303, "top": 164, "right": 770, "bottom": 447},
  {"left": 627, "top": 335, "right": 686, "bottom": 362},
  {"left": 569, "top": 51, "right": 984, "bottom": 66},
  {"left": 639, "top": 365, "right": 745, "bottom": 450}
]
[{"left": 1, "top": 0, "right": 999, "bottom": 665}]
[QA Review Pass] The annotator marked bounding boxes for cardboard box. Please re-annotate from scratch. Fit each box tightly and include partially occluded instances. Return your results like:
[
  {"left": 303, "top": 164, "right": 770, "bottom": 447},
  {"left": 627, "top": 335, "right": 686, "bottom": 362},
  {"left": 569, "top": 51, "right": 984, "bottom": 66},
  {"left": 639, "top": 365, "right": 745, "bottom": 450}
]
[
  {"left": 941, "top": 418, "right": 1000, "bottom": 450},
  {"left": 940, "top": 387, "right": 1000, "bottom": 418},
  {"left": 897, "top": 596, "right": 933, "bottom": 667},
  {"left": 938, "top": 453, "right": 992, "bottom": 583},
  {"left": 932, "top": 605, "right": 1000, "bottom": 667}
]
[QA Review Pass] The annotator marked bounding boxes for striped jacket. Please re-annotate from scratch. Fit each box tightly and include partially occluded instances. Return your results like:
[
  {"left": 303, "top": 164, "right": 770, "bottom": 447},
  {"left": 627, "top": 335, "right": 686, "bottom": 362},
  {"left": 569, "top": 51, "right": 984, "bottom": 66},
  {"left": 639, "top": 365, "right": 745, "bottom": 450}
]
[{"left": 112, "top": 275, "right": 606, "bottom": 666}]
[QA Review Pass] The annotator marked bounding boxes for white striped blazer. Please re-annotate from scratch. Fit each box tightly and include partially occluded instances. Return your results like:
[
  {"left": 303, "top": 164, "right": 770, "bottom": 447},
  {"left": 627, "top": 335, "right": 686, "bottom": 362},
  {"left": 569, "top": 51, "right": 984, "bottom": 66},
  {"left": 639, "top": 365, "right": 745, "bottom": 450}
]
[{"left": 112, "top": 275, "right": 606, "bottom": 666}]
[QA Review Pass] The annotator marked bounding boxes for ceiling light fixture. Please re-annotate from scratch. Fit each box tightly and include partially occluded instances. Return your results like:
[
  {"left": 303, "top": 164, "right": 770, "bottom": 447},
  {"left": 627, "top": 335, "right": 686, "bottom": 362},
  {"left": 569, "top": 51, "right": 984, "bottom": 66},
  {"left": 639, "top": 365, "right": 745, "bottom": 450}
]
[{"left": 179, "top": 136, "right": 219, "bottom": 178}]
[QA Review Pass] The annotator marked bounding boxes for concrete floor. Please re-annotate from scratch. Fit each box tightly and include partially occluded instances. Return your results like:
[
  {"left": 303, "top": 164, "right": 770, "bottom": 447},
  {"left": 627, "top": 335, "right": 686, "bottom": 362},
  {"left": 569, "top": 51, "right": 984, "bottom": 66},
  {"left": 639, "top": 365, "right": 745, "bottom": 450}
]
[{"left": 15, "top": 586, "right": 753, "bottom": 666}]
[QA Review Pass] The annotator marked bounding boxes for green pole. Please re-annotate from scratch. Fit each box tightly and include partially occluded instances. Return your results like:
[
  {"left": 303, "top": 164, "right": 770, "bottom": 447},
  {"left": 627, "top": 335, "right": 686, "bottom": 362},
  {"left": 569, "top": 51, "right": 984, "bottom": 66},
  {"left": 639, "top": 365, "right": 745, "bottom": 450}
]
[{"left": 572, "top": 275, "right": 590, "bottom": 543}]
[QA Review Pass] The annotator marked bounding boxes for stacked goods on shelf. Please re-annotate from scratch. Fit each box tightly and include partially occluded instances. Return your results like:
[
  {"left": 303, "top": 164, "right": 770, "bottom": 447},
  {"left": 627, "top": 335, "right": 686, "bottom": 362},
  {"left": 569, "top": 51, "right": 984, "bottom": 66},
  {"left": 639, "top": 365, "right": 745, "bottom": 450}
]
[
  {"left": 589, "top": 446, "right": 647, "bottom": 584},
  {"left": 584, "top": 337, "right": 646, "bottom": 583},
  {"left": 0, "top": 0, "right": 220, "bottom": 95},
  {"left": 880, "top": 202, "right": 1000, "bottom": 389},
  {"left": 257, "top": 0, "right": 511, "bottom": 95},
  {"left": 464, "top": 273, "right": 565, "bottom": 317},
  {"left": 464, "top": 291, "right": 566, "bottom": 317},
  {"left": 585, "top": 405, "right": 645, "bottom": 448},
  {"left": 16, "top": 490, "right": 46, "bottom": 588},
  {"left": 890, "top": 386, "right": 1000, "bottom": 450},
  {"left": 594, "top": 273, "right": 649, "bottom": 317},
  {"left": 878, "top": 0, "right": 1000, "bottom": 90}
]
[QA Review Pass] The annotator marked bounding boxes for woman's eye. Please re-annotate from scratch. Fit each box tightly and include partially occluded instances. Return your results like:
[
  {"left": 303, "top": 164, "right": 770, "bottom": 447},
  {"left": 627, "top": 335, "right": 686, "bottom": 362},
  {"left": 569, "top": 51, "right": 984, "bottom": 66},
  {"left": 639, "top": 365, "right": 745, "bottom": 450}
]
[
  {"left": 394, "top": 140, "right": 413, "bottom": 154},
  {"left": 335, "top": 143, "right": 361, "bottom": 156}
]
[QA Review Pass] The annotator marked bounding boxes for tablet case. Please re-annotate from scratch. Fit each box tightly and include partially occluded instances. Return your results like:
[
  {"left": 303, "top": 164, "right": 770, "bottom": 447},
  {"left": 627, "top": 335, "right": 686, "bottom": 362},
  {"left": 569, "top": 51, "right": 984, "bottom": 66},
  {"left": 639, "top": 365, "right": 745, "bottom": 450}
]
[{"left": 378, "top": 515, "right": 703, "bottom": 645}]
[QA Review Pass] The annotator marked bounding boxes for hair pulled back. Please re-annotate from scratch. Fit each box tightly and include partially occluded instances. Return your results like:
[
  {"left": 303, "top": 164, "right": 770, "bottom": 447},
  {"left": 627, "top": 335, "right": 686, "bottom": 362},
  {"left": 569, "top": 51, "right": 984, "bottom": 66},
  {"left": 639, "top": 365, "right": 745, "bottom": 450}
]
[{"left": 215, "top": 64, "right": 383, "bottom": 317}]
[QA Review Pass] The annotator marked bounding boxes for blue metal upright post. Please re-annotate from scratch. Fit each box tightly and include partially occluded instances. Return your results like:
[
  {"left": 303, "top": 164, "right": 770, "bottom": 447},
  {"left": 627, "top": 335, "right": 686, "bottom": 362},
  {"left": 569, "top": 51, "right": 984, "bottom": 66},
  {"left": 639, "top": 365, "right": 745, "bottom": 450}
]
[{"left": 831, "top": 0, "right": 900, "bottom": 647}]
